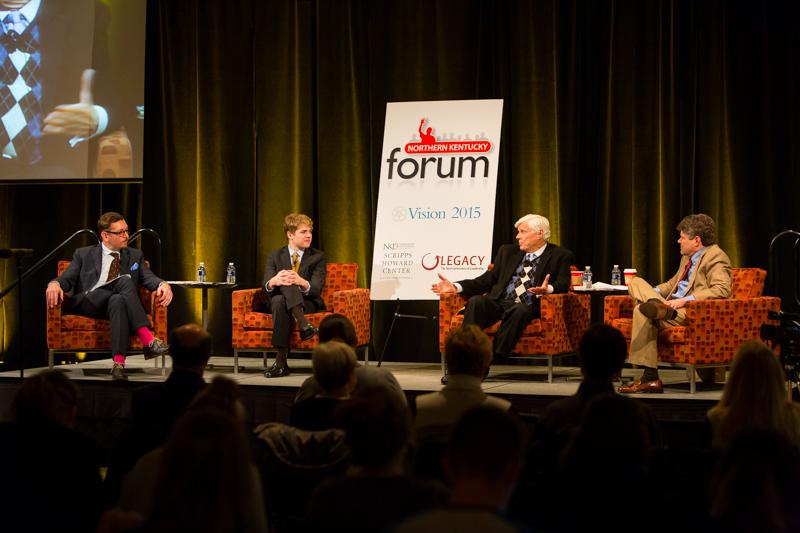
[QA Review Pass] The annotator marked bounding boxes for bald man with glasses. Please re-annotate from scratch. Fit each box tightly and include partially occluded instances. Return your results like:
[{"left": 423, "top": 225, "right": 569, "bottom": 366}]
[{"left": 46, "top": 211, "right": 172, "bottom": 380}]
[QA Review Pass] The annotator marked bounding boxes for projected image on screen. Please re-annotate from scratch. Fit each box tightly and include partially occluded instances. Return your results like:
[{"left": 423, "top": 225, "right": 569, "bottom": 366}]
[{"left": 0, "top": 0, "right": 145, "bottom": 181}]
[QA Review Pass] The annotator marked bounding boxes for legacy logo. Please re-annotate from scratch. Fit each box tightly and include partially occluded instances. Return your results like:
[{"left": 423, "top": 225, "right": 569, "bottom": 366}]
[{"left": 421, "top": 252, "right": 487, "bottom": 271}]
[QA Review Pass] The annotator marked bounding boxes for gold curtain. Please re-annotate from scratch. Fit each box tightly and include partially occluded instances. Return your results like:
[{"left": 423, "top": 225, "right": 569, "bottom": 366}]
[{"left": 1, "top": 0, "right": 798, "bottom": 365}]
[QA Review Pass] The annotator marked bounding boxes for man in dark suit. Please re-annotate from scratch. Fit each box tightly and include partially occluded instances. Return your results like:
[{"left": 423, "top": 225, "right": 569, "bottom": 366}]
[
  {"left": 261, "top": 212, "right": 326, "bottom": 378},
  {"left": 45, "top": 211, "right": 172, "bottom": 379},
  {"left": 432, "top": 214, "right": 574, "bottom": 364}
]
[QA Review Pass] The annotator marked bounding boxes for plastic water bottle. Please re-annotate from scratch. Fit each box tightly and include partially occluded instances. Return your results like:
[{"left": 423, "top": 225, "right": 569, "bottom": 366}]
[
  {"left": 611, "top": 264, "right": 622, "bottom": 286},
  {"left": 196, "top": 262, "right": 207, "bottom": 282},
  {"left": 226, "top": 262, "right": 236, "bottom": 283},
  {"left": 582, "top": 266, "right": 592, "bottom": 289}
]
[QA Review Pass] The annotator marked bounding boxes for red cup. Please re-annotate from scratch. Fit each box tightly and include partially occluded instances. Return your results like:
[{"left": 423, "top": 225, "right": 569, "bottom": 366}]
[
  {"left": 570, "top": 270, "right": 583, "bottom": 287},
  {"left": 624, "top": 268, "right": 637, "bottom": 286}
]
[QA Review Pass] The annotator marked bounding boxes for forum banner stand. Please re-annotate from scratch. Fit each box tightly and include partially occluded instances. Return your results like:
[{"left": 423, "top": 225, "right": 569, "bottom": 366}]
[{"left": 370, "top": 99, "right": 504, "bottom": 301}]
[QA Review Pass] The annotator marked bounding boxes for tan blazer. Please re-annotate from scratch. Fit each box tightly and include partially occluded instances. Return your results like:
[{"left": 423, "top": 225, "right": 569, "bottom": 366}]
[{"left": 655, "top": 244, "right": 732, "bottom": 301}]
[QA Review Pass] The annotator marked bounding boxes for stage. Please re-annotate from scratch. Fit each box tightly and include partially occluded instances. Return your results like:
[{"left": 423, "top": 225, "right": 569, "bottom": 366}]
[{"left": 0, "top": 354, "right": 722, "bottom": 456}]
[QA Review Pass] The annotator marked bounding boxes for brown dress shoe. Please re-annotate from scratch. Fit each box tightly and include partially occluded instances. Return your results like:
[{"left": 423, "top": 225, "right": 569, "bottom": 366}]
[
  {"left": 638, "top": 300, "right": 678, "bottom": 321},
  {"left": 617, "top": 378, "right": 664, "bottom": 393}
]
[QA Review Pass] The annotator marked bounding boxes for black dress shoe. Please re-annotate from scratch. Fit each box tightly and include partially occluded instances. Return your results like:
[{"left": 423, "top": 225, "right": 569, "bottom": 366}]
[
  {"left": 441, "top": 374, "right": 449, "bottom": 385},
  {"left": 144, "top": 338, "right": 169, "bottom": 360},
  {"left": 264, "top": 363, "right": 291, "bottom": 378},
  {"left": 299, "top": 323, "right": 319, "bottom": 341},
  {"left": 110, "top": 363, "right": 128, "bottom": 381}
]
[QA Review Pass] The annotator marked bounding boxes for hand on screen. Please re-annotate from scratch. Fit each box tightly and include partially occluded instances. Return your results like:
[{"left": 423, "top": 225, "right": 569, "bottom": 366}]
[{"left": 42, "top": 69, "right": 99, "bottom": 138}]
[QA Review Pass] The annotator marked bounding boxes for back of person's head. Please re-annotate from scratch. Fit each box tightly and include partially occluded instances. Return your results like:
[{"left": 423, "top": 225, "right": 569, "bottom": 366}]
[
  {"left": 318, "top": 314, "right": 358, "bottom": 347},
  {"left": 709, "top": 430, "right": 800, "bottom": 533},
  {"left": 312, "top": 341, "right": 358, "bottom": 393},
  {"left": 336, "top": 386, "right": 412, "bottom": 469},
  {"left": 578, "top": 324, "right": 628, "bottom": 381},
  {"left": 149, "top": 408, "right": 254, "bottom": 533},
  {"left": 446, "top": 405, "right": 526, "bottom": 483},
  {"left": 445, "top": 325, "right": 492, "bottom": 378},
  {"left": 12, "top": 370, "right": 78, "bottom": 429},
  {"left": 711, "top": 341, "right": 791, "bottom": 447},
  {"left": 189, "top": 376, "right": 245, "bottom": 422},
  {"left": 169, "top": 323, "right": 212, "bottom": 370}
]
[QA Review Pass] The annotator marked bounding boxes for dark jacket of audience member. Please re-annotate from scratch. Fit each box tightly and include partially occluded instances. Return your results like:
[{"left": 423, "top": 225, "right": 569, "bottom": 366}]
[
  {"left": 395, "top": 405, "right": 530, "bottom": 532},
  {"left": 308, "top": 387, "right": 449, "bottom": 532},
  {"left": 0, "top": 370, "right": 104, "bottom": 533},
  {"left": 706, "top": 429, "right": 800, "bottom": 533},
  {"left": 294, "top": 313, "right": 406, "bottom": 405}
]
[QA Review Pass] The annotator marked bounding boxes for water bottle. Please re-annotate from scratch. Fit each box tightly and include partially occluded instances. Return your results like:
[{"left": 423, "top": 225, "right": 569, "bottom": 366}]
[
  {"left": 611, "top": 264, "right": 622, "bottom": 286},
  {"left": 582, "top": 266, "right": 592, "bottom": 289},
  {"left": 226, "top": 262, "right": 236, "bottom": 283},
  {"left": 196, "top": 262, "right": 207, "bottom": 282}
]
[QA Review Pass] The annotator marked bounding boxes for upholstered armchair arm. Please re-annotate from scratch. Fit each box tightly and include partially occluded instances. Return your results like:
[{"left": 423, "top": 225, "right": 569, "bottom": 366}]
[
  {"left": 679, "top": 296, "right": 781, "bottom": 343},
  {"left": 330, "top": 288, "right": 371, "bottom": 346},
  {"left": 46, "top": 301, "right": 63, "bottom": 349},
  {"left": 438, "top": 293, "right": 469, "bottom": 352},
  {"left": 232, "top": 288, "right": 264, "bottom": 341},
  {"left": 148, "top": 292, "right": 168, "bottom": 340},
  {"left": 604, "top": 295, "right": 635, "bottom": 325}
]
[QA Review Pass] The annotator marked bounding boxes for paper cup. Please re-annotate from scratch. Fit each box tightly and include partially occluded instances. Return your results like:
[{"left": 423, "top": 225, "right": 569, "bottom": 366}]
[
  {"left": 623, "top": 269, "right": 637, "bottom": 286},
  {"left": 571, "top": 270, "right": 583, "bottom": 287}
]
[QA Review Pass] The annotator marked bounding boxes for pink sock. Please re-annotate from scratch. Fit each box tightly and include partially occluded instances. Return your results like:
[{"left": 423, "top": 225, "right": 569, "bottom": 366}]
[
  {"left": 137, "top": 327, "right": 155, "bottom": 346},
  {"left": 113, "top": 354, "right": 126, "bottom": 365}
]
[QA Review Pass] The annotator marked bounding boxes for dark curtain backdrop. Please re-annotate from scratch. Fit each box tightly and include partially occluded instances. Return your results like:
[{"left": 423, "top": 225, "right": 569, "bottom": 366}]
[{"left": 1, "top": 0, "right": 799, "bottom": 366}]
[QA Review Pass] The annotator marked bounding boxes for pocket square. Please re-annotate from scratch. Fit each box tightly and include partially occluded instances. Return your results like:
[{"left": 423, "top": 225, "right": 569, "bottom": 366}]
[{"left": 131, "top": 262, "right": 140, "bottom": 272}]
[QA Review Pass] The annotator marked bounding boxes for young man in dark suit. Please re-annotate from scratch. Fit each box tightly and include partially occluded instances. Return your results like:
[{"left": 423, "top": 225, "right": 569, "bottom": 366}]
[
  {"left": 261, "top": 212, "right": 326, "bottom": 378},
  {"left": 45, "top": 211, "right": 172, "bottom": 379},
  {"left": 432, "top": 214, "right": 574, "bottom": 362}
]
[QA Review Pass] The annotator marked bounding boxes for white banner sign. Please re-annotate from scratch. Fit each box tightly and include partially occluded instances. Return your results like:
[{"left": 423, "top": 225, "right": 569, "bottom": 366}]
[{"left": 370, "top": 99, "right": 504, "bottom": 300}]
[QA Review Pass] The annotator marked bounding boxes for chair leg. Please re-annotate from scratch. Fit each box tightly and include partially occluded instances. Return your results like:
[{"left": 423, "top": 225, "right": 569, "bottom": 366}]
[
  {"left": 48, "top": 349, "right": 55, "bottom": 369},
  {"left": 547, "top": 357, "right": 553, "bottom": 384},
  {"left": 690, "top": 365, "right": 696, "bottom": 394},
  {"left": 234, "top": 349, "right": 239, "bottom": 375},
  {"left": 441, "top": 351, "right": 447, "bottom": 377},
  {"left": 161, "top": 353, "right": 166, "bottom": 377},
  {"left": 363, "top": 345, "right": 369, "bottom": 366}
]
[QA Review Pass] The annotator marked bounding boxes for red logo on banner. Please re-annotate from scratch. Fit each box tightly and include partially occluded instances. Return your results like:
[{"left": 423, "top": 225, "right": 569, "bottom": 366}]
[{"left": 405, "top": 118, "right": 493, "bottom": 155}]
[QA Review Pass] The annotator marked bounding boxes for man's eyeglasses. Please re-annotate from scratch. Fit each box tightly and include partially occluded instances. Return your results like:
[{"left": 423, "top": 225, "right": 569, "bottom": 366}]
[{"left": 105, "top": 229, "right": 130, "bottom": 236}]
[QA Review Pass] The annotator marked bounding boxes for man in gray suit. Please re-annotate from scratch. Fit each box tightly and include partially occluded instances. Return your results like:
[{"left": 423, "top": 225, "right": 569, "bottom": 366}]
[
  {"left": 45, "top": 211, "right": 172, "bottom": 380},
  {"left": 261, "top": 212, "right": 326, "bottom": 378}
]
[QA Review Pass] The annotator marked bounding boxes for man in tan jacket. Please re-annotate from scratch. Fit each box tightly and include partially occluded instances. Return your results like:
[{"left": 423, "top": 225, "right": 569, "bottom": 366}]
[{"left": 618, "top": 214, "right": 732, "bottom": 393}]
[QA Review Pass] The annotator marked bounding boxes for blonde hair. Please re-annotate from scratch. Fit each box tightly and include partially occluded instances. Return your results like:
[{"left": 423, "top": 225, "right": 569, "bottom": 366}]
[
  {"left": 708, "top": 341, "right": 800, "bottom": 448},
  {"left": 283, "top": 213, "right": 313, "bottom": 234}
]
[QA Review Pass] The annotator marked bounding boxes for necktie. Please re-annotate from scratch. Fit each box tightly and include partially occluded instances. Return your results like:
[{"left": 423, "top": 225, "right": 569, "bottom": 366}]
[
  {"left": 672, "top": 258, "right": 693, "bottom": 295},
  {"left": 504, "top": 254, "right": 540, "bottom": 305},
  {"left": 0, "top": 12, "right": 42, "bottom": 164},
  {"left": 291, "top": 252, "right": 300, "bottom": 272},
  {"left": 107, "top": 252, "right": 120, "bottom": 281}
]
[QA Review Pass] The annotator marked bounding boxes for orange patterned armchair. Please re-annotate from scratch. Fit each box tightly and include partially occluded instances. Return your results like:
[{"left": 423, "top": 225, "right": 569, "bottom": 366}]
[
  {"left": 231, "top": 263, "right": 370, "bottom": 372},
  {"left": 47, "top": 260, "right": 168, "bottom": 370},
  {"left": 438, "top": 291, "right": 591, "bottom": 382},
  {"left": 604, "top": 268, "right": 780, "bottom": 393}
]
